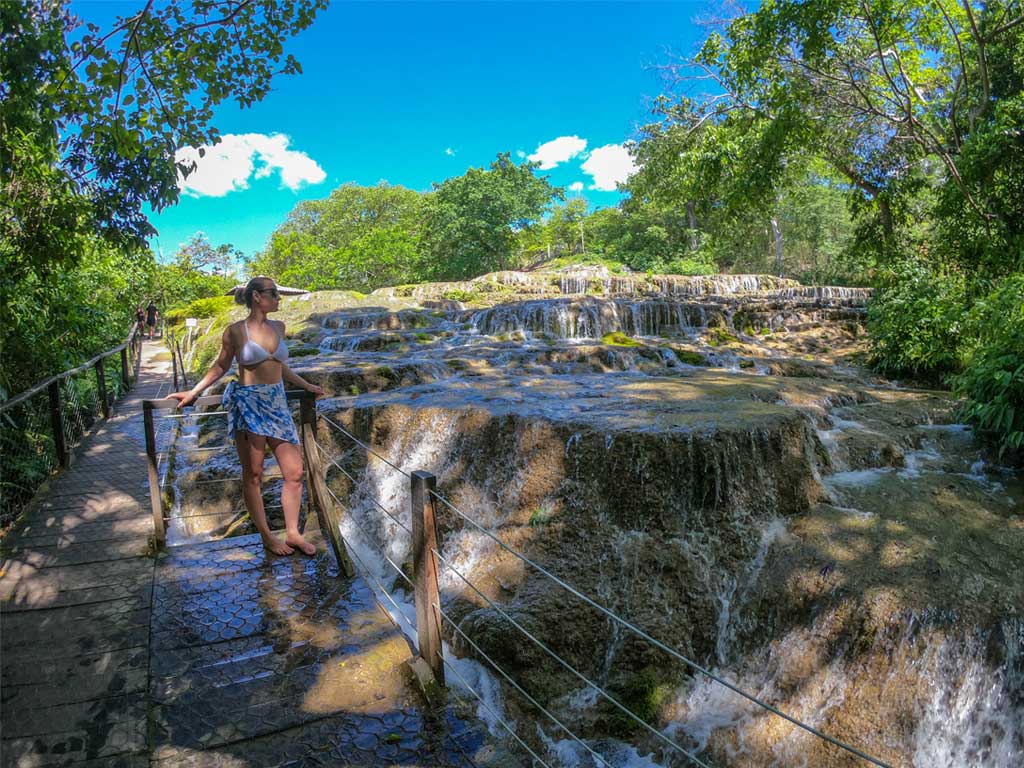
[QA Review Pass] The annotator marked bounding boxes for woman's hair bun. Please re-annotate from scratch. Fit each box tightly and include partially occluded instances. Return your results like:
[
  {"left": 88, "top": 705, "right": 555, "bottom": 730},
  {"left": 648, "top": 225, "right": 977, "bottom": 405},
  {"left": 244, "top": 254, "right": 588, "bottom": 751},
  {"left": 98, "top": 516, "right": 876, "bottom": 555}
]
[{"left": 238, "top": 276, "right": 274, "bottom": 309}]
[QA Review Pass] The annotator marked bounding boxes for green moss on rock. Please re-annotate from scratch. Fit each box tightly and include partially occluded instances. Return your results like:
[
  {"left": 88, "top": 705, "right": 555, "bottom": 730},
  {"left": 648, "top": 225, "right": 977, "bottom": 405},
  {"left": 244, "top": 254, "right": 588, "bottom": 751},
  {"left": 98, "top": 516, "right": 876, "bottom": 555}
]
[
  {"left": 601, "top": 332, "right": 642, "bottom": 347},
  {"left": 600, "top": 667, "right": 674, "bottom": 737}
]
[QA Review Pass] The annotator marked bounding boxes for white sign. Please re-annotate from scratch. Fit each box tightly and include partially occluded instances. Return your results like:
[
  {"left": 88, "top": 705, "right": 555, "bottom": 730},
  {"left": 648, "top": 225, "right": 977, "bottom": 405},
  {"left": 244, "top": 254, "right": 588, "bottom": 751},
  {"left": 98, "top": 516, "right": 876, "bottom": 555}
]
[{"left": 185, "top": 318, "right": 198, "bottom": 328}]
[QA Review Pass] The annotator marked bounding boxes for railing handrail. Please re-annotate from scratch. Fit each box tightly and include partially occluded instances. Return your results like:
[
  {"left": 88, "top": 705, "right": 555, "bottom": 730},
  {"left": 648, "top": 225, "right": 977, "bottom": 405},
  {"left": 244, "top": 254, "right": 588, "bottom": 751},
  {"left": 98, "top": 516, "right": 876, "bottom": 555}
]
[{"left": 0, "top": 324, "right": 140, "bottom": 415}]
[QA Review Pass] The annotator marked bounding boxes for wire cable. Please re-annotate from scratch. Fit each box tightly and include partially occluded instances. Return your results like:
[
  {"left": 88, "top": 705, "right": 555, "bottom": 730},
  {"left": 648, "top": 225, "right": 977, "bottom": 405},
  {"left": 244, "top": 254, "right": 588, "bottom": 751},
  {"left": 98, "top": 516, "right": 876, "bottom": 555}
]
[
  {"left": 319, "top": 412, "right": 410, "bottom": 478},
  {"left": 161, "top": 409, "right": 229, "bottom": 419},
  {"left": 429, "top": 490, "right": 892, "bottom": 768},
  {"left": 321, "top": 481, "right": 414, "bottom": 591},
  {"left": 314, "top": 440, "right": 412, "bottom": 534},
  {"left": 435, "top": 602, "right": 616, "bottom": 768},
  {"left": 333, "top": 517, "right": 418, "bottom": 636},
  {"left": 436, "top": 650, "right": 554, "bottom": 768},
  {"left": 433, "top": 550, "right": 711, "bottom": 768}
]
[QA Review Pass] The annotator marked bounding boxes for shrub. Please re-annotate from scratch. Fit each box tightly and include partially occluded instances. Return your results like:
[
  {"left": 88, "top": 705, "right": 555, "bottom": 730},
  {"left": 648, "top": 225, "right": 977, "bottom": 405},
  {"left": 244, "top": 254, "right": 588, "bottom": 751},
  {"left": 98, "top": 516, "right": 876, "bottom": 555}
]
[
  {"left": 442, "top": 289, "right": 479, "bottom": 303},
  {"left": 867, "top": 258, "right": 968, "bottom": 378},
  {"left": 954, "top": 275, "right": 1024, "bottom": 460},
  {"left": 164, "top": 295, "right": 235, "bottom": 326}
]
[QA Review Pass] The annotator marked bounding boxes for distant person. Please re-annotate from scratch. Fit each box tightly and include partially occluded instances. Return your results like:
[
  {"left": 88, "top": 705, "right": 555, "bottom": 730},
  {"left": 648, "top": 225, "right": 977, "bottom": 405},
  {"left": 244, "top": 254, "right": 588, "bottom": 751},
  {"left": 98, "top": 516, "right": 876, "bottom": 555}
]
[
  {"left": 146, "top": 301, "right": 159, "bottom": 339},
  {"left": 167, "top": 277, "right": 324, "bottom": 556},
  {"left": 135, "top": 305, "right": 145, "bottom": 334}
]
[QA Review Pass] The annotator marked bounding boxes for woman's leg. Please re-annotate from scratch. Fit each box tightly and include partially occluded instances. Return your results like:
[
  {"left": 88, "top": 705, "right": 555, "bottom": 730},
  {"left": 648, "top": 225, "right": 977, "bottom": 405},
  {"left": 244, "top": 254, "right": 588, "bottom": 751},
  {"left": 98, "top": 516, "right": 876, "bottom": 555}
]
[
  {"left": 235, "top": 431, "right": 293, "bottom": 555},
  {"left": 269, "top": 438, "right": 316, "bottom": 555}
]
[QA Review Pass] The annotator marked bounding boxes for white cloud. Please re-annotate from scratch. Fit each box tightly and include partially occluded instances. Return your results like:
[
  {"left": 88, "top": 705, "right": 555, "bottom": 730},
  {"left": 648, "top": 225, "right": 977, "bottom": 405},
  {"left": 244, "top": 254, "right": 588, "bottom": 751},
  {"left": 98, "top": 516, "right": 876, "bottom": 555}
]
[
  {"left": 445, "top": 147, "right": 456, "bottom": 156},
  {"left": 528, "top": 135, "right": 588, "bottom": 169},
  {"left": 176, "top": 133, "right": 326, "bottom": 198},
  {"left": 581, "top": 144, "right": 638, "bottom": 191},
  {"left": 516, "top": 150, "right": 527, "bottom": 159},
  {"left": 568, "top": 181, "right": 584, "bottom": 192}
]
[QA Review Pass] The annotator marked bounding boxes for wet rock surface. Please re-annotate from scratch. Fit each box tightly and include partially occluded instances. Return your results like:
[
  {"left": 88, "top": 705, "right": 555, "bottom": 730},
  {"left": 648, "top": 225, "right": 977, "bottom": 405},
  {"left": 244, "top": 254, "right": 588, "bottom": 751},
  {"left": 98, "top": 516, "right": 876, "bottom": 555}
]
[{"left": 172, "top": 267, "right": 1022, "bottom": 767}]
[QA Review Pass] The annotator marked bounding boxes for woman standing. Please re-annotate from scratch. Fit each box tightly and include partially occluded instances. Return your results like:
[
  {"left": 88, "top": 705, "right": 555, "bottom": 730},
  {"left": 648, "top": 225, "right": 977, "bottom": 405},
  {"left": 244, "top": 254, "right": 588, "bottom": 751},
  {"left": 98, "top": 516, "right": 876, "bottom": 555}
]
[{"left": 168, "top": 277, "right": 324, "bottom": 556}]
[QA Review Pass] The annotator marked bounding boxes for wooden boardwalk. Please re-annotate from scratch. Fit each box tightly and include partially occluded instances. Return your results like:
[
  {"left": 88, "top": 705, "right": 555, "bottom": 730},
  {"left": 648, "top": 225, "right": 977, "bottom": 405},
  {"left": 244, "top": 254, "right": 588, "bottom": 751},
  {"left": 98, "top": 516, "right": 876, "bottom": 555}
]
[{"left": 1, "top": 342, "right": 484, "bottom": 767}]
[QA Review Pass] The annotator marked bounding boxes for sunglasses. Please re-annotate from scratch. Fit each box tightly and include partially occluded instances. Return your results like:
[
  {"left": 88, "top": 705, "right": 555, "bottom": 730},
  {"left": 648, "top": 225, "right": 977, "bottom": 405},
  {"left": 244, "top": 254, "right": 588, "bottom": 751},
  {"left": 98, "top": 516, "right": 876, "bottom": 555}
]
[{"left": 257, "top": 288, "right": 280, "bottom": 298}]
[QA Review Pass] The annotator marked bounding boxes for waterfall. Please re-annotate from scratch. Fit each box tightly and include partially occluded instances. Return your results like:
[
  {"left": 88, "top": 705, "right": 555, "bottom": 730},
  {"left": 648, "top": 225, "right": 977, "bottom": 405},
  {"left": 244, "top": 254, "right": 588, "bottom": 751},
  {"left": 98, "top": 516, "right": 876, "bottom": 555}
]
[{"left": 328, "top": 408, "right": 509, "bottom": 733}]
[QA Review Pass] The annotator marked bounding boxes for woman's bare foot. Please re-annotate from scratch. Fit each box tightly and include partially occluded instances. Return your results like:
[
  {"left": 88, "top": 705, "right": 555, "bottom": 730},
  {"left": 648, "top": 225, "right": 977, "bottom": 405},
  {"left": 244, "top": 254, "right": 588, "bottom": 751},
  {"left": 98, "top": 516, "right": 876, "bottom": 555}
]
[
  {"left": 262, "top": 535, "right": 294, "bottom": 556},
  {"left": 285, "top": 533, "right": 317, "bottom": 556}
]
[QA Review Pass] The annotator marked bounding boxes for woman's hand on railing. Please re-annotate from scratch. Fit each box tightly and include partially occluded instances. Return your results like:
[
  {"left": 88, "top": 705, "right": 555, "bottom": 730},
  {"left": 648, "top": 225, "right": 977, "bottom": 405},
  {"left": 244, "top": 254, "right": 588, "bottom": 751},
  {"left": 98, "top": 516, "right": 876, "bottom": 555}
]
[
  {"left": 304, "top": 383, "right": 326, "bottom": 399},
  {"left": 167, "top": 391, "right": 197, "bottom": 409}
]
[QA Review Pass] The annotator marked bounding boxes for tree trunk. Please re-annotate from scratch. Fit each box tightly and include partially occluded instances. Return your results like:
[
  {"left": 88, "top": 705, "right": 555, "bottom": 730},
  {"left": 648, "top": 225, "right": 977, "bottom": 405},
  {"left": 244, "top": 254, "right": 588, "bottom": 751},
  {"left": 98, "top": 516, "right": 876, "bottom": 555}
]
[
  {"left": 686, "top": 201, "right": 699, "bottom": 251},
  {"left": 877, "top": 197, "right": 894, "bottom": 242},
  {"left": 770, "top": 217, "right": 784, "bottom": 276}
]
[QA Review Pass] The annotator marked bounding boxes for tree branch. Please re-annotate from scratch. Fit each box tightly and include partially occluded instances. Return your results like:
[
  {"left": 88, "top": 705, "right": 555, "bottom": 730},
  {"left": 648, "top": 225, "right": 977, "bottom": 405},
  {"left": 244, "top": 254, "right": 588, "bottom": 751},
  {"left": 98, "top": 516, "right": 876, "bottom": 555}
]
[
  {"left": 962, "top": 0, "right": 990, "bottom": 129},
  {"left": 114, "top": 0, "right": 154, "bottom": 113}
]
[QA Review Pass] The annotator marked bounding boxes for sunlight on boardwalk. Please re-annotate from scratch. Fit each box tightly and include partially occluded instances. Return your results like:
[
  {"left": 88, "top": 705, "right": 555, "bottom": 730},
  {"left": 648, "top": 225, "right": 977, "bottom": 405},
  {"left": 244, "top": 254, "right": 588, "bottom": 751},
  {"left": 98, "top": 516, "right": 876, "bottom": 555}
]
[{"left": 1, "top": 341, "right": 484, "bottom": 767}]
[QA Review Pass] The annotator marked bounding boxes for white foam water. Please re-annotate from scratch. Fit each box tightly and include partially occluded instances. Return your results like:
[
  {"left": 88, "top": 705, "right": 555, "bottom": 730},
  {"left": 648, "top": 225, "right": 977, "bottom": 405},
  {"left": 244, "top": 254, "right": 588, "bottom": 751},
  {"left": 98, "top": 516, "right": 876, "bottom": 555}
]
[
  {"left": 912, "top": 622, "right": 1023, "bottom": 767},
  {"left": 332, "top": 407, "right": 509, "bottom": 733},
  {"left": 663, "top": 616, "right": 1023, "bottom": 768}
]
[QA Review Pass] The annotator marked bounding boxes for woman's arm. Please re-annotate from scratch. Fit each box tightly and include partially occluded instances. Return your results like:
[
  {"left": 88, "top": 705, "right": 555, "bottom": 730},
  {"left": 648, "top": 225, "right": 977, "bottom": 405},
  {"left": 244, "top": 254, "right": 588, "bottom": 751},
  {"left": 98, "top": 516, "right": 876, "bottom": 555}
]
[
  {"left": 278, "top": 322, "right": 324, "bottom": 396},
  {"left": 167, "top": 325, "right": 235, "bottom": 408},
  {"left": 282, "top": 363, "right": 324, "bottom": 396}
]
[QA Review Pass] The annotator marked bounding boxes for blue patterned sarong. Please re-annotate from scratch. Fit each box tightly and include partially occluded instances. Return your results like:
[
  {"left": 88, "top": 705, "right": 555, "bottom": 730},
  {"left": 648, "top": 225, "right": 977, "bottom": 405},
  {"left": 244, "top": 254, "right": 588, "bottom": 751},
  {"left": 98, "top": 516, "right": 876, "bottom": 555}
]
[{"left": 222, "top": 381, "right": 300, "bottom": 445}]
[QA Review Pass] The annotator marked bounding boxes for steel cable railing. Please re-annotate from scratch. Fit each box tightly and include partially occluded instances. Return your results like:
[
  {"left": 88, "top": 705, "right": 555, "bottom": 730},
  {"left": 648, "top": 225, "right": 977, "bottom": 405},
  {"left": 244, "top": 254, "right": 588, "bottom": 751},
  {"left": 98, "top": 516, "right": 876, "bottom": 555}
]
[
  {"left": 320, "top": 476, "right": 414, "bottom": 592},
  {"left": 436, "top": 603, "right": 626, "bottom": 768},
  {"left": 307, "top": 430, "right": 562, "bottom": 764},
  {"left": 315, "top": 441, "right": 412, "bottom": 534},
  {"left": 436, "top": 650, "right": 556, "bottom": 768},
  {"left": 316, "top": 469, "right": 418, "bottom": 636},
  {"left": 433, "top": 549, "right": 712, "bottom": 768},
  {"left": 319, "top": 413, "right": 410, "bottom": 478},
  {"left": 147, "top": 391, "right": 892, "bottom": 768},
  {"left": 428, "top": 488, "right": 892, "bottom": 768}
]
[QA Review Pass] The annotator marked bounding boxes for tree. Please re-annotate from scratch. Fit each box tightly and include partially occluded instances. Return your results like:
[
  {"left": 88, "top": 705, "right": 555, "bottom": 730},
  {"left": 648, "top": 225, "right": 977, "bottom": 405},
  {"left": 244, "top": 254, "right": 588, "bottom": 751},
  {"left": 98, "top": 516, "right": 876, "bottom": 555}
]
[
  {"left": 657, "top": 0, "right": 1023, "bottom": 251},
  {"left": 423, "top": 153, "right": 562, "bottom": 278},
  {"left": 154, "top": 234, "right": 239, "bottom": 309},
  {"left": 549, "top": 199, "right": 589, "bottom": 255},
  {"left": 0, "top": 0, "right": 326, "bottom": 398},
  {"left": 175, "top": 233, "right": 242, "bottom": 276},
  {"left": 1, "top": 0, "right": 326, "bottom": 278},
  {"left": 249, "top": 182, "right": 426, "bottom": 292}
]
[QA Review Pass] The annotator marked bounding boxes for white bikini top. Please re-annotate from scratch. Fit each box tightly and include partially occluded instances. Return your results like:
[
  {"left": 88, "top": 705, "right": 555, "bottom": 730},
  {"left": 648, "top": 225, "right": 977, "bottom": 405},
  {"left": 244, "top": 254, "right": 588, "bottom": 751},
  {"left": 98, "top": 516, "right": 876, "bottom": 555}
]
[{"left": 238, "top": 320, "right": 289, "bottom": 366}]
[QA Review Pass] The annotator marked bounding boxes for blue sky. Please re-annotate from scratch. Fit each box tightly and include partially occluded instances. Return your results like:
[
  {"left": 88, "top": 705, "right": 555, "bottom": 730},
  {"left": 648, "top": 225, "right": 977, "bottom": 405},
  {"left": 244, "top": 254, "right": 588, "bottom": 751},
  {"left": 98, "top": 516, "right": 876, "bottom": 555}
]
[{"left": 75, "top": 1, "right": 715, "bottom": 262}]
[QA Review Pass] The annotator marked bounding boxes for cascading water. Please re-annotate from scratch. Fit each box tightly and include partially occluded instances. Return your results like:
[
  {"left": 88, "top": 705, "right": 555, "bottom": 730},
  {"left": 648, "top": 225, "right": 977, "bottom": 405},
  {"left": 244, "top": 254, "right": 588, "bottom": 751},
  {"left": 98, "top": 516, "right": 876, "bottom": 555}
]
[
  {"left": 324, "top": 408, "right": 512, "bottom": 733},
  {"left": 168, "top": 267, "right": 1020, "bottom": 767}
]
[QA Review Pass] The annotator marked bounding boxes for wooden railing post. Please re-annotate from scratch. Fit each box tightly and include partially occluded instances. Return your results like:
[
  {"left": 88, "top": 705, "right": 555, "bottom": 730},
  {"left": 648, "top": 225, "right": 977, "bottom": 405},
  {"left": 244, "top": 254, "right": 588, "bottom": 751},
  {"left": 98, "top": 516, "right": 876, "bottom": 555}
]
[
  {"left": 94, "top": 359, "right": 110, "bottom": 419},
  {"left": 411, "top": 470, "right": 445, "bottom": 687},
  {"left": 143, "top": 401, "right": 165, "bottom": 547},
  {"left": 171, "top": 343, "right": 179, "bottom": 391},
  {"left": 120, "top": 347, "right": 130, "bottom": 390},
  {"left": 48, "top": 381, "right": 69, "bottom": 468},
  {"left": 298, "top": 392, "right": 355, "bottom": 577}
]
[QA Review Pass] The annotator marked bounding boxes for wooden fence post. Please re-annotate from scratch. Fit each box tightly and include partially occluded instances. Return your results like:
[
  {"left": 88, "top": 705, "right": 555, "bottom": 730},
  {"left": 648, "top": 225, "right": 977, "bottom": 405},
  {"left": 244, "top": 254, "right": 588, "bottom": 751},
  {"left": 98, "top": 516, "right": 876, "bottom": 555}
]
[
  {"left": 143, "top": 400, "right": 165, "bottom": 547},
  {"left": 94, "top": 359, "right": 110, "bottom": 419},
  {"left": 298, "top": 392, "right": 355, "bottom": 577},
  {"left": 171, "top": 344, "right": 179, "bottom": 391},
  {"left": 411, "top": 470, "right": 445, "bottom": 687},
  {"left": 120, "top": 347, "right": 130, "bottom": 390},
  {"left": 48, "top": 381, "right": 69, "bottom": 468}
]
